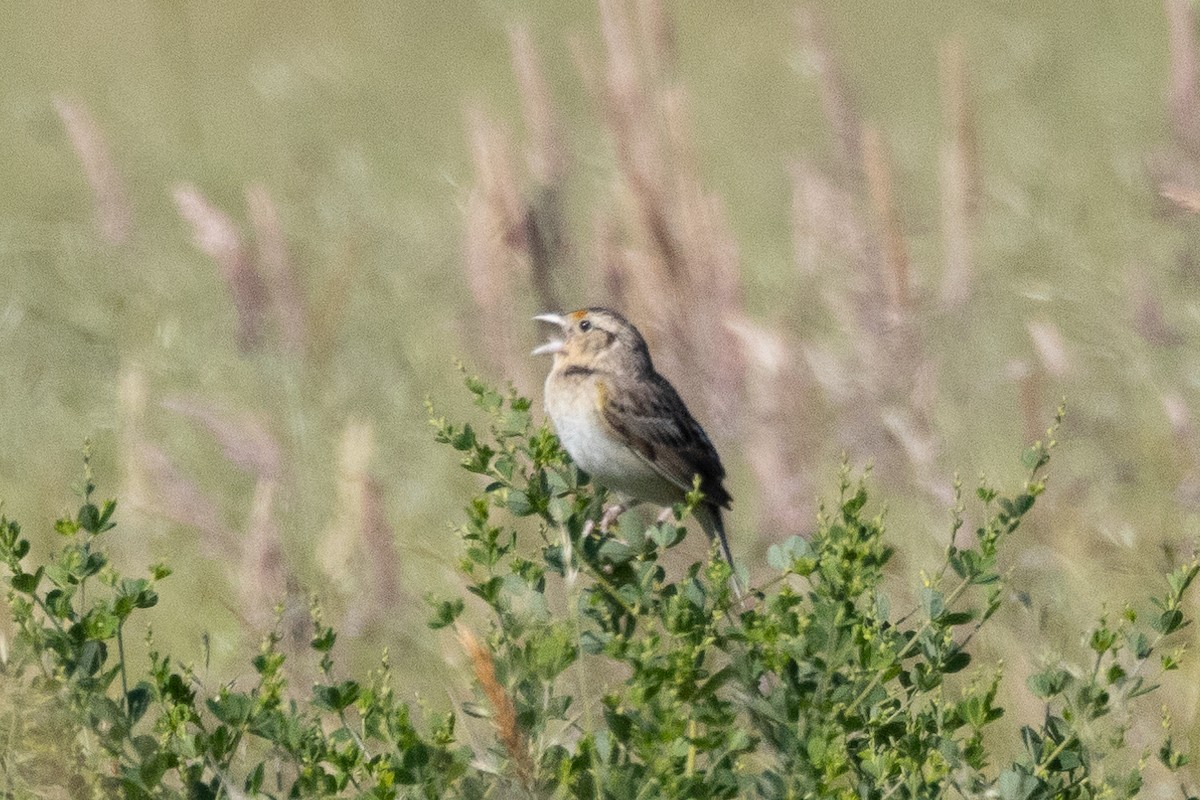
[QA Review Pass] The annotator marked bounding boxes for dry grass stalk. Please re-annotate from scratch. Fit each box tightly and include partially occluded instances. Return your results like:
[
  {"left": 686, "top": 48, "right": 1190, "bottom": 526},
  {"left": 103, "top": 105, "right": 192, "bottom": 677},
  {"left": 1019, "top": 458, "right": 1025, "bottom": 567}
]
[
  {"left": 1008, "top": 360, "right": 1044, "bottom": 451},
  {"left": 53, "top": 96, "right": 134, "bottom": 246},
  {"left": 1161, "top": 392, "right": 1200, "bottom": 508},
  {"left": 633, "top": 0, "right": 675, "bottom": 79},
  {"left": 509, "top": 25, "right": 568, "bottom": 313},
  {"left": 509, "top": 26, "right": 568, "bottom": 188},
  {"left": 241, "top": 477, "right": 288, "bottom": 629},
  {"left": 118, "top": 363, "right": 149, "bottom": 514},
  {"left": 1131, "top": 270, "right": 1185, "bottom": 347},
  {"left": 937, "top": 38, "right": 979, "bottom": 309},
  {"left": 133, "top": 442, "right": 233, "bottom": 558},
  {"left": 592, "top": 0, "right": 745, "bottom": 424},
  {"left": 728, "top": 319, "right": 816, "bottom": 536},
  {"left": 316, "top": 419, "right": 402, "bottom": 636},
  {"left": 456, "top": 625, "right": 533, "bottom": 785},
  {"left": 161, "top": 396, "right": 282, "bottom": 481},
  {"left": 309, "top": 234, "right": 357, "bottom": 368},
  {"left": 938, "top": 38, "right": 981, "bottom": 213},
  {"left": 796, "top": 8, "right": 862, "bottom": 172},
  {"left": 1166, "top": 0, "right": 1200, "bottom": 155},
  {"left": 318, "top": 419, "right": 376, "bottom": 594},
  {"left": 790, "top": 161, "right": 870, "bottom": 275},
  {"left": 1159, "top": 181, "right": 1200, "bottom": 213},
  {"left": 357, "top": 477, "right": 401, "bottom": 610},
  {"left": 246, "top": 185, "right": 308, "bottom": 354},
  {"left": 465, "top": 111, "right": 525, "bottom": 380},
  {"left": 1026, "top": 320, "right": 1069, "bottom": 378},
  {"left": 861, "top": 125, "right": 911, "bottom": 318},
  {"left": 159, "top": 393, "right": 291, "bottom": 627},
  {"left": 173, "top": 184, "right": 268, "bottom": 352},
  {"left": 938, "top": 142, "right": 973, "bottom": 309}
]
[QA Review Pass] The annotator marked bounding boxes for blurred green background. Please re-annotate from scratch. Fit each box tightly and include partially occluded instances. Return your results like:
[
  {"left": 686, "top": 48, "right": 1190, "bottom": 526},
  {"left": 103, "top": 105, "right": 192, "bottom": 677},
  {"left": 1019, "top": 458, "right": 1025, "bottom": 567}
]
[{"left": 3, "top": 0, "right": 1200, "bottom": 782}]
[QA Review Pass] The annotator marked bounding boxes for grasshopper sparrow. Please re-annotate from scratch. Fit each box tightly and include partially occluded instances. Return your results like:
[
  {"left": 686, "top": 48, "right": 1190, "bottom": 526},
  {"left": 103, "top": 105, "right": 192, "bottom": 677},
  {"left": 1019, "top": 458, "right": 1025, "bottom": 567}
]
[{"left": 533, "top": 307, "right": 734, "bottom": 566}]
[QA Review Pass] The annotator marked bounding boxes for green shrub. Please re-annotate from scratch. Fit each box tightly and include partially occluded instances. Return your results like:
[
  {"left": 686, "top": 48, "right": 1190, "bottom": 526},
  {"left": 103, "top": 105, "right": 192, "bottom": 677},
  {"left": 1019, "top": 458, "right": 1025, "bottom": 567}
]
[{"left": 0, "top": 380, "right": 1195, "bottom": 798}]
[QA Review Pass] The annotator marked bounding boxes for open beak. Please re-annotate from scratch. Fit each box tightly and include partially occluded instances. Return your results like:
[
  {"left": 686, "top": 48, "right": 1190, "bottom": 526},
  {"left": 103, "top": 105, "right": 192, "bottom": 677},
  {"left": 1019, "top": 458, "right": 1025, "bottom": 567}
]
[{"left": 532, "top": 313, "right": 568, "bottom": 355}]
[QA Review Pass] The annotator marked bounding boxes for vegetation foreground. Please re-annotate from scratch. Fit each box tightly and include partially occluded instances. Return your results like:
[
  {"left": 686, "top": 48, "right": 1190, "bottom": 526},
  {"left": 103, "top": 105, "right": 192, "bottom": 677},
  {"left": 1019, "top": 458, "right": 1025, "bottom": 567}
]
[{"left": 1, "top": 379, "right": 1197, "bottom": 799}]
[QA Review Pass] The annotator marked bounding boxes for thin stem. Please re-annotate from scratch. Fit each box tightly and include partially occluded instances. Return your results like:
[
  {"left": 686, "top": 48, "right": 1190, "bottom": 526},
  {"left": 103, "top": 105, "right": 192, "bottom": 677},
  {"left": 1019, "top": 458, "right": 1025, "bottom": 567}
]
[
  {"left": 846, "top": 575, "right": 973, "bottom": 714},
  {"left": 1033, "top": 732, "right": 1077, "bottom": 779},
  {"left": 117, "top": 620, "right": 129, "bottom": 713},
  {"left": 32, "top": 595, "right": 67, "bottom": 634}
]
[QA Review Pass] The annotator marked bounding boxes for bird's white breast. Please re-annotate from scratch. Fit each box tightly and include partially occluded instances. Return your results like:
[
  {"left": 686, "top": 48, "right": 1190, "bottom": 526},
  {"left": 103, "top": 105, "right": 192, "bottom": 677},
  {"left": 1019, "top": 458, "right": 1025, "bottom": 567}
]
[{"left": 544, "top": 371, "right": 681, "bottom": 505}]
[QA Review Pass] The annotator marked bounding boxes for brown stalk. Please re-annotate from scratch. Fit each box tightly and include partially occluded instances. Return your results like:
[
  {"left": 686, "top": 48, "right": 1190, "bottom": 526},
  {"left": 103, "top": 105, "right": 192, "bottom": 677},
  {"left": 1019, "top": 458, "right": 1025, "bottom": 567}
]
[
  {"left": 861, "top": 126, "right": 911, "bottom": 318},
  {"left": 938, "top": 142, "right": 973, "bottom": 309},
  {"left": 241, "top": 478, "right": 288, "bottom": 629},
  {"left": 509, "top": 25, "right": 567, "bottom": 187},
  {"left": 53, "top": 96, "right": 134, "bottom": 246},
  {"left": 937, "top": 37, "right": 979, "bottom": 309},
  {"left": 161, "top": 396, "right": 282, "bottom": 480},
  {"left": 357, "top": 476, "right": 401, "bottom": 610},
  {"left": 1026, "top": 320, "right": 1069, "bottom": 378},
  {"left": 1160, "top": 181, "right": 1200, "bottom": 213},
  {"left": 246, "top": 185, "right": 308, "bottom": 354},
  {"left": 590, "top": 0, "right": 745, "bottom": 423},
  {"left": 938, "top": 37, "right": 980, "bottom": 213},
  {"left": 598, "top": 0, "right": 681, "bottom": 282},
  {"left": 457, "top": 625, "right": 533, "bottom": 785},
  {"left": 728, "top": 319, "right": 815, "bottom": 535},
  {"left": 118, "top": 363, "right": 149, "bottom": 513},
  {"left": 1162, "top": 392, "right": 1200, "bottom": 508},
  {"left": 633, "top": 0, "right": 675, "bottom": 79},
  {"left": 314, "top": 419, "right": 400, "bottom": 636},
  {"left": 1009, "top": 360, "right": 1043, "bottom": 447},
  {"left": 1131, "top": 269, "right": 1185, "bottom": 347},
  {"left": 464, "top": 110, "right": 525, "bottom": 380},
  {"left": 790, "top": 161, "right": 870, "bottom": 275},
  {"left": 317, "top": 419, "right": 375, "bottom": 593},
  {"left": 305, "top": 232, "right": 358, "bottom": 369},
  {"left": 173, "top": 184, "right": 268, "bottom": 352},
  {"left": 1166, "top": 0, "right": 1200, "bottom": 156},
  {"left": 796, "top": 8, "right": 862, "bottom": 172},
  {"left": 133, "top": 442, "right": 233, "bottom": 557},
  {"left": 509, "top": 25, "right": 568, "bottom": 313}
]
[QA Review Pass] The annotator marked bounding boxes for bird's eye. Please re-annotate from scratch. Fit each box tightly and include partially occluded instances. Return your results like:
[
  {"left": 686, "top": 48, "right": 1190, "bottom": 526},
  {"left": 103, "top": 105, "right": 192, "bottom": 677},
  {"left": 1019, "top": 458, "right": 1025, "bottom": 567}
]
[{"left": 579, "top": 319, "right": 592, "bottom": 332}]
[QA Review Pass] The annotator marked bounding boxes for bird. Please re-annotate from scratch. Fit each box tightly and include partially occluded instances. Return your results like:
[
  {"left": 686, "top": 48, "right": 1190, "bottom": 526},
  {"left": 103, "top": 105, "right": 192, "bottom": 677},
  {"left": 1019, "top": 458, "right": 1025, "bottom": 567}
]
[{"left": 533, "top": 307, "right": 735, "bottom": 569}]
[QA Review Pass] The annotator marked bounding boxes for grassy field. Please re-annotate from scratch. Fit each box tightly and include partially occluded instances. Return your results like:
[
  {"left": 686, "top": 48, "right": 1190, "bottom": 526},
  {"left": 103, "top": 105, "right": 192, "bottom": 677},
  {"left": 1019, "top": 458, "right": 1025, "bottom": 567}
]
[{"left": 3, "top": 0, "right": 1200, "bottom": 790}]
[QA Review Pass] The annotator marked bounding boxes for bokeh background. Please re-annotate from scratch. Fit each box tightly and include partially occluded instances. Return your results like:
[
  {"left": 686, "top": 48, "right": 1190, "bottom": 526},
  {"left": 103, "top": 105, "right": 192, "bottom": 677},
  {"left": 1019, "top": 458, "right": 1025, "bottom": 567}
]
[{"left": 4, "top": 0, "right": 1200, "bottom": 788}]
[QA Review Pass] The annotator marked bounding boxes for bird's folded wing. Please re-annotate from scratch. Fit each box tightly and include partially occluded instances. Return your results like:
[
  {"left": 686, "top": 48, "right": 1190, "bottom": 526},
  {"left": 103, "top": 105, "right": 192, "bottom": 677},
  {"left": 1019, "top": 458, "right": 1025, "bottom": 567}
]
[{"left": 598, "top": 375, "right": 731, "bottom": 508}]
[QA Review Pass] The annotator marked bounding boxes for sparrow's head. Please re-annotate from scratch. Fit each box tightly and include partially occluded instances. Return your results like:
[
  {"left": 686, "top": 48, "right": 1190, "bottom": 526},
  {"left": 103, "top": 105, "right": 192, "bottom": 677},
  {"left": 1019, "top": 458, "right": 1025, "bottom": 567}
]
[{"left": 533, "top": 307, "right": 652, "bottom": 375}]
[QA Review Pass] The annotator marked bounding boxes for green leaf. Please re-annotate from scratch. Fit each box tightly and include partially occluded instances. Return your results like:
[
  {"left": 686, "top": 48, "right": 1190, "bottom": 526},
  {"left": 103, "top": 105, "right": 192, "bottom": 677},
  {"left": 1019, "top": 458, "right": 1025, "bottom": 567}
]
[
  {"left": 314, "top": 680, "right": 361, "bottom": 713},
  {"left": 921, "top": 587, "right": 945, "bottom": 621},
  {"left": 77, "top": 503, "right": 101, "bottom": 534},
  {"left": 1153, "top": 609, "right": 1184, "bottom": 635},
  {"left": 11, "top": 567, "right": 42, "bottom": 593},
  {"left": 942, "top": 650, "right": 971, "bottom": 673},
  {"left": 428, "top": 598, "right": 464, "bottom": 631},
  {"left": 126, "top": 683, "right": 153, "bottom": 723},
  {"left": 649, "top": 523, "right": 685, "bottom": 548},
  {"left": 207, "top": 692, "right": 255, "bottom": 726},
  {"left": 310, "top": 627, "right": 337, "bottom": 652},
  {"left": 83, "top": 607, "right": 119, "bottom": 640},
  {"left": 998, "top": 767, "right": 1040, "bottom": 800},
  {"left": 1027, "top": 667, "right": 1069, "bottom": 698},
  {"left": 842, "top": 487, "right": 867, "bottom": 515},
  {"left": 506, "top": 489, "right": 533, "bottom": 516}
]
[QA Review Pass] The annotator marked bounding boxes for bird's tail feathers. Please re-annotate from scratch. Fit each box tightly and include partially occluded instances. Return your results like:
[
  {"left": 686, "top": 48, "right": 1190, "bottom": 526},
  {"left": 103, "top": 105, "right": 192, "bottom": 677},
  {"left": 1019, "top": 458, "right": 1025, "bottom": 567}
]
[{"left": 696, "top": 503, "right": 742, "bottom": 597}]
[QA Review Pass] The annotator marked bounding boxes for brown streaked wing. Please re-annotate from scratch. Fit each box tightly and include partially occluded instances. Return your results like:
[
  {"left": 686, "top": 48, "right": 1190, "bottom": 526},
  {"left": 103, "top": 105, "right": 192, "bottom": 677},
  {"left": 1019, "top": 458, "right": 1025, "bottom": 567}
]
[{"left": 600, "top": 372, "right": 731, "bottom": 508}]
